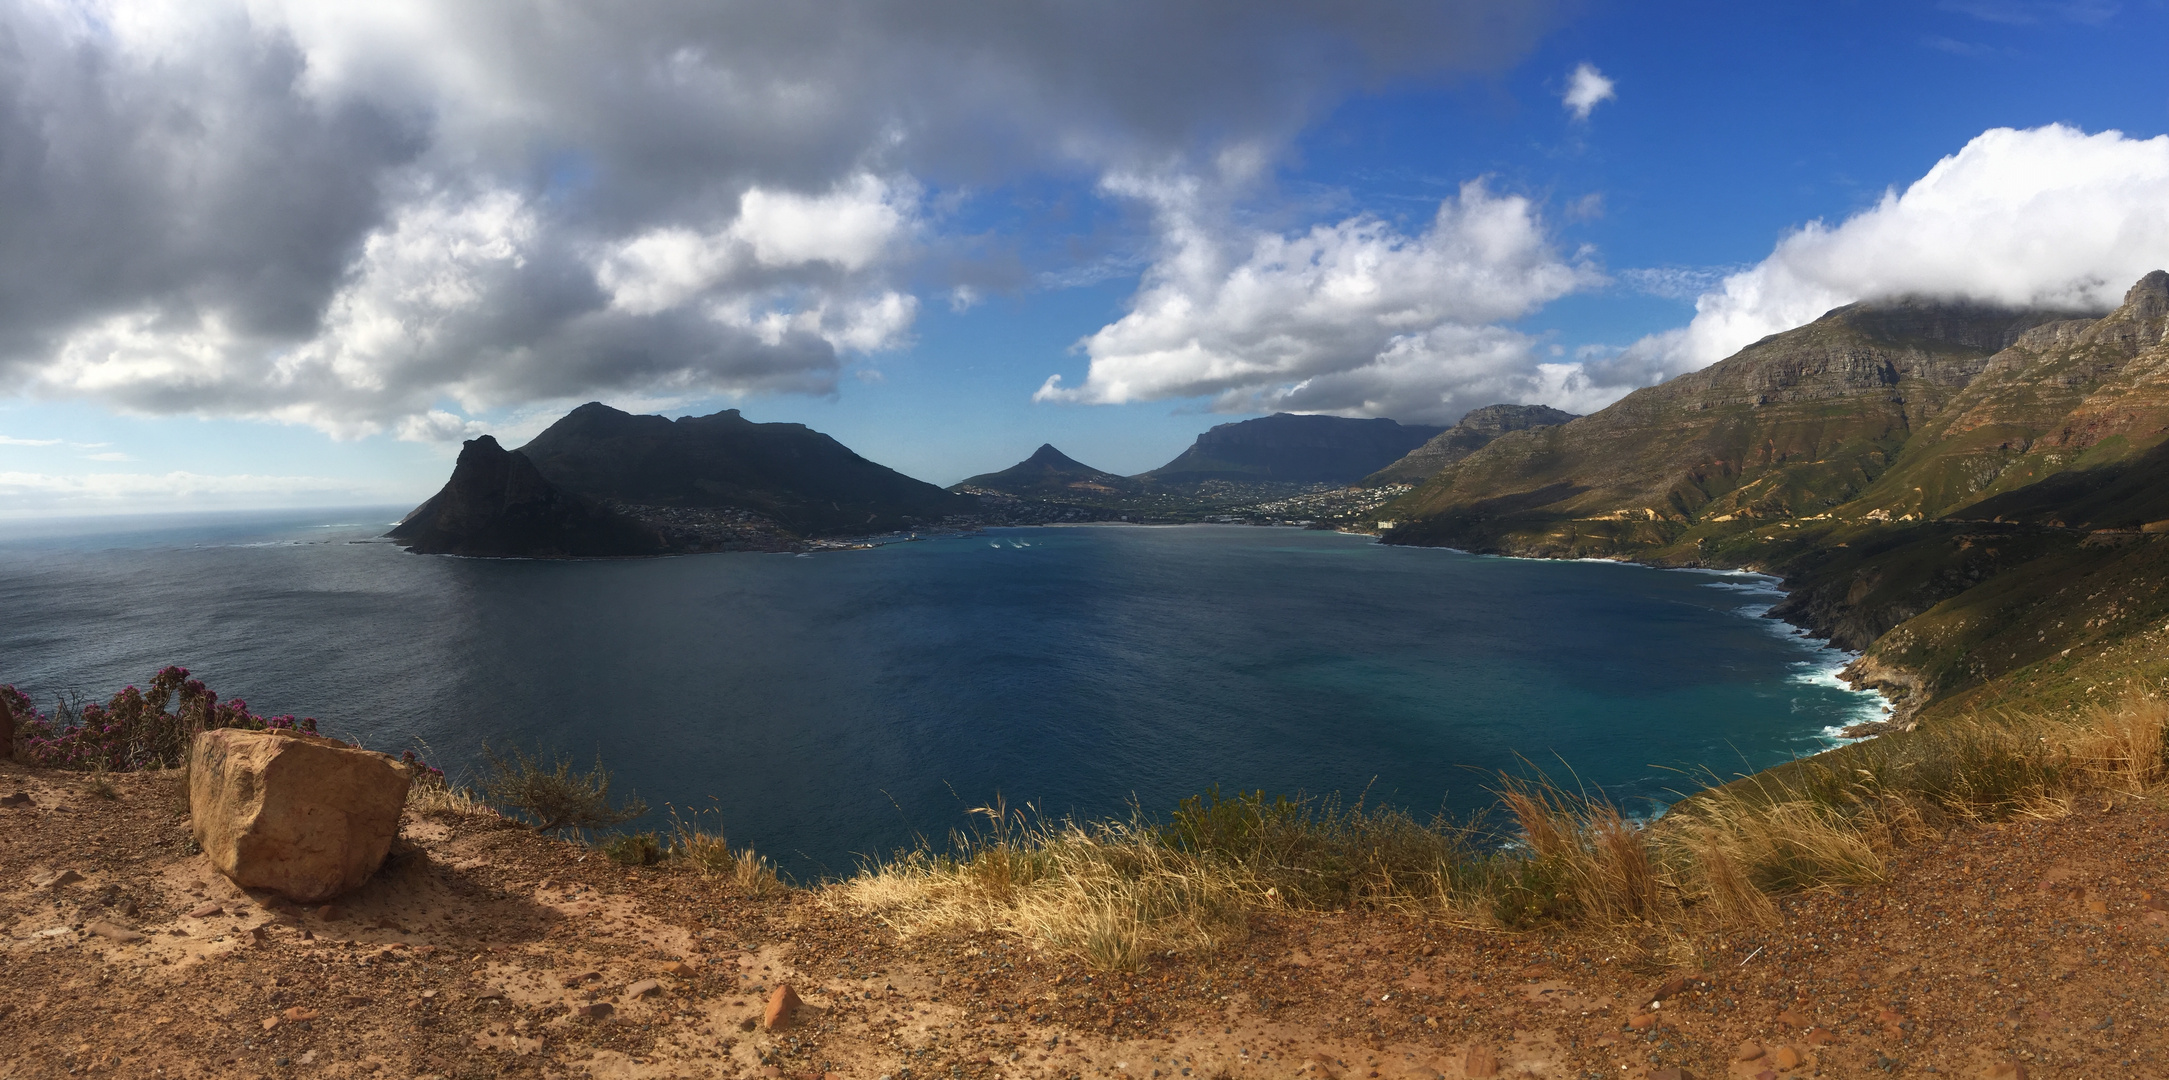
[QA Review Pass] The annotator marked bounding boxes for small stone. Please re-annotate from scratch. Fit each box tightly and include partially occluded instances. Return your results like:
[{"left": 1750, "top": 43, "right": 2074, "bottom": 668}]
[
  {"left": 763, "top": 984, "right": 802, "bottom": 1031},
  {"left": 281, "top": 1006, "right": 320, "bottom": 1022},
  {"left": 1771, "top": 1045, "right": 1803, "bottom": 1070},
  {"left": 35, "top": 869, "right": 85, "bottom": 888},
  {"left": 1647, "top": 974, "right": 1689, "bottom": 1005},
  {"left": 187, "top": 902, "right": 224, "bottom": 919},
  {"left": 575, "top": 1001, "right": 614, "bottom": 1020},
  {"left": 562, "top": 971, "right": 602, "bottom": 988},
  {"left": 261, "top": 1017, "right": 281, "bottom": 1031},
  {"left": 317, "top": 904, "right": 342, "bottom": 921},
  {"left": 1462, "top": 1044, "right": 1499, "bottom": 1078},
  {"left": 86, "top": 921, "right": 146, "bottom": 944},
  {"left": 1775, "top": 1008, "right": 1811, "bottom": 1028},
  {"left": 1803, "top": 1026, "right": 1836, "bottom": 1046},
  {"left": 1982, "top": 1064, "right": 2029, "bottom": 1080},
  {"left": 1, "top": 792, "right": 32, "bottom": 808},
  {"left": 738, "top": 1016, "right": 759, "bottom": 1032},
  {"left": 1650, "top": 1069, "right": 1696, "bottom": 1080},
  {"left": 2086, "top": 899, "right": 2110, "bottom": 914},
  {"left": 1627, "top": 1013, "right": 1659, "bottom": 1030},
  {"left": 663, "top": 961, "right": 697, "bottom": 977},
  {"left": 1419, "top": 943, "right": 1436, "bottom": 957},
  {"left": 1735, "top": 1042, "right": 1765, "bottom": 1061},
  {"left": 625, "top": 979, "right": 662, "bottom": 1000}
]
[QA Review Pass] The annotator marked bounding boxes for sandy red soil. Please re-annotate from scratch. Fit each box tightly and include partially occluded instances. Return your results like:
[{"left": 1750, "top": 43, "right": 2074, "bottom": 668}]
[{"left": 4, "top": 763, "right": 2166, "bottom": 1080}]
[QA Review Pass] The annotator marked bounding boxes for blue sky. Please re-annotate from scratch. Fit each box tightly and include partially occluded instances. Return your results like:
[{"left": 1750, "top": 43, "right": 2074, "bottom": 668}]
[{"left": 2, "top": 0, "right": 2167, "bottom": 515}]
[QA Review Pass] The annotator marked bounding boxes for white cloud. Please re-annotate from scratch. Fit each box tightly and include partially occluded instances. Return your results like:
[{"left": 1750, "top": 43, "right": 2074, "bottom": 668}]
[
  {"left": 1626, "top": 124, "right": 2169, "bottom": 375},
  {"left": 1037, "top": 177, "right": 1601, "bottom": 422},
  {"left": 1562, "top": 62, "right": 1615, "bottom": 121},
  {"left": 0, "top": 435, "right": 60, "bottom": 446},
  {"left": 85, "top": 451, "right": 133, "bottom": 461},
  {"left": 0, "top": 0, "right": 1561, "bottom": 441}
]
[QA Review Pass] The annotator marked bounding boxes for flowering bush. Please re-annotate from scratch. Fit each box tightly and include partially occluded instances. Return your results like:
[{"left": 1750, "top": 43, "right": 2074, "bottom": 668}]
[{"left": 3, "top": 666, "right": 318, "bottom": 772}]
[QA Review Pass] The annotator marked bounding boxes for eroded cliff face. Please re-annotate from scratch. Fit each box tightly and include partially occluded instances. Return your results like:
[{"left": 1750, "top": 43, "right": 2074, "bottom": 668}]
[{"left": 389, "top": 435, "right": 665, "bottom": 558}]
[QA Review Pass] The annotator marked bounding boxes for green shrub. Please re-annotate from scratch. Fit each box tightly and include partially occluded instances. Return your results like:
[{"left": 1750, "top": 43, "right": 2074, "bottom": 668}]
[
  {"left": 479, "top": 742, "right": 648, "bottom": 835},
  {"left": 601, "top": 831, "right": 665, "bottom": 866}
]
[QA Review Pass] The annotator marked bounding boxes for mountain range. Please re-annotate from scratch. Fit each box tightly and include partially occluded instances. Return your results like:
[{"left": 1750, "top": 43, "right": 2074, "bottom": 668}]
[{"left": 1381, "top": 271, "right": 2169, "bottom": 725}]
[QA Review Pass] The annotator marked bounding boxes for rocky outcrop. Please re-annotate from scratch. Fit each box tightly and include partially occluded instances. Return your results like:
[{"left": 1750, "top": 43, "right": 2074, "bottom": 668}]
[
  {"left": 390, "top": 435, "right": 665, "bottom": 558},
  {"left": 1364, "top": 404, "right": 1578, "bottom": 485},
  {"left": 1144, "top": 413, "right": 1446, "bottom": 486},
  {"left": 188, "top": 728, "right": 412, "bottom": 903}
]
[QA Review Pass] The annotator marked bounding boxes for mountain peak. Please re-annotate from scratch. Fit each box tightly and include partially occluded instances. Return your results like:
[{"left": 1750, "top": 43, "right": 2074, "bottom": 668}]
[{"left": 1025, "top": 443, "right": 1077, "bottom": 467}]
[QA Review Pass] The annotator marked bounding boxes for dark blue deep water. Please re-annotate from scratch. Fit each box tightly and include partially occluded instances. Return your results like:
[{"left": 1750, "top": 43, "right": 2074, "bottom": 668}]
[{"left": 0, "top": 509, "right": 1883, "bottom": 877}]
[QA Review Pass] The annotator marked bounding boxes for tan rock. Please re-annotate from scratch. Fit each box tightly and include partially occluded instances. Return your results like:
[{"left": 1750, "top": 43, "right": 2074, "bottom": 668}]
[
  {"left": 763, "top": 984, "right": 802, "bottom": 1031},
  {"left": 624, "top": 979, "right": 662, "bottom": 1000},
  {"left": 1462, "top": 1044, "right": 1499, "bottom": 1078},
  {"left": 186, "top": 902, "right": 224, "bottom": 918},
  {"left": 188, "top": 729, "right": 411, "bottom": 903},
  {"left": 1982, "top": 1063, "right": 2029, "bottom": 1080},
  {"left": 1771, "top": 1045, "right": 1803, "bottom": 1070},
  {"left": 86, "top": 920, "right": 145, "bottom": 943},
  {"left": 663, "top": 961, "right": 697, "bottom": 977},
  {"left": 1628, "top": 1012, "right": 1659, "bottom": 1030},
  {"left": 575, "top": 1002, "right": 613, "bottom": 1020},
  {"left": 1735, "top": 1042, "right": 1765, "bottom": 1061}
]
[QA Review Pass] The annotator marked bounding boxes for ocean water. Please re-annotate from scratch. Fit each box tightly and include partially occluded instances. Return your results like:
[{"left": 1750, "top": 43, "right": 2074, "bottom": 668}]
[{"left": 0, "top": 509, "right": 1884, "bottom": 877}]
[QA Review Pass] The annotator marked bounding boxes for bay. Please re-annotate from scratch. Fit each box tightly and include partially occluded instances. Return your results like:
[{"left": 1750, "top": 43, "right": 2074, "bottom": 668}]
[{"left": 0, "top": 509, "right": 1883, "bottom": 877}]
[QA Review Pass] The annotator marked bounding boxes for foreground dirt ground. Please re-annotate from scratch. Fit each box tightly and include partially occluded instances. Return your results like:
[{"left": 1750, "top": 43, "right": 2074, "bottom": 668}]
[{"left": 4, "top": 764, "right": 2168, "bottom": 1080}]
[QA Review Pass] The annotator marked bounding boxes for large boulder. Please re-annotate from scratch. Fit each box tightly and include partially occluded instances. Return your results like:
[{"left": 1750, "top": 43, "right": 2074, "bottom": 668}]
[{"left": 189, "top": 729, "right": 412, "bottom": 902}]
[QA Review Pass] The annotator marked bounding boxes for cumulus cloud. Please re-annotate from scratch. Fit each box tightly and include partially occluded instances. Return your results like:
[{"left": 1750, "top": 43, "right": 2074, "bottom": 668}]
[
  {"left": 1562, "top": 63, "right": 1615, "bottom": 121},
  {"left": 1037, "top": 177, "right": 1603, "bottom": 422},
  {"left": 1628, "top": 124, "right": 2169, "bottom": 375},
  {"left": 0, "top": 0, "right": 1560, "bottom": 440}
]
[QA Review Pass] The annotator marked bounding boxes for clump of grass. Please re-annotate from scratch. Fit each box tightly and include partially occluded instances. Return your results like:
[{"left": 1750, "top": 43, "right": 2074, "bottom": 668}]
[
  {"left": 479, "top": 741, "right": 648, "bottom": 835},
  {"left": 834, "top": 802, "right": 1257, "bottom": 971},
  {"left": 600, "top": 831, "right": 666, "bottom": 866},
  {"left": 663, "top": 805, "right": 786, "bottom": 896}
]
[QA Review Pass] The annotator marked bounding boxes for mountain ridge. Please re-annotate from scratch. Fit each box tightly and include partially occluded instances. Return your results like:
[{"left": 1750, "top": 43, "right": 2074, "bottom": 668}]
[{"left": 1380, "top": 272, "right": 2169, "bottom": 726}]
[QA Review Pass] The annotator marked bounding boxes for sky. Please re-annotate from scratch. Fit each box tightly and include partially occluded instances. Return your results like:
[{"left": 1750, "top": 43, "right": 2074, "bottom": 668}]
[{"left": 2, "top": 0, "right": 2169, "bottom": 517}]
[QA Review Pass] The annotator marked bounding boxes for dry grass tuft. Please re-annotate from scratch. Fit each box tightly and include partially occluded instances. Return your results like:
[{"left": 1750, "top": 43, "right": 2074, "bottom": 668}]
[{"left": 665, "top": 806, "right": 786, "bottom": 896}]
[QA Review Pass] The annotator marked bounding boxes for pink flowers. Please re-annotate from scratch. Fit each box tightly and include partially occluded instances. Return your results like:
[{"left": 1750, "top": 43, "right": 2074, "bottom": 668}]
[{"left": 5, "top": 666, "right": 321, "bottom": 772}]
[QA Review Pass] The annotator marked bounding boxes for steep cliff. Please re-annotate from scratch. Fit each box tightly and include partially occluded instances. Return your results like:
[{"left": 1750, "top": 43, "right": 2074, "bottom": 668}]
[{"left": 389, "top": 436, "right": 665, "bottom": 558}]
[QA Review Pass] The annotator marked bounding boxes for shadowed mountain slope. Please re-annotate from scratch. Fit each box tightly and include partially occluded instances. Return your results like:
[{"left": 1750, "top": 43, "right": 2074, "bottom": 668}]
[
  {"left": 1144, "top": 413, "right": 1445, "bottom": 486},
  {"left": 1364, "top": 404, "right": 1578, "bottom": 485},
  {"left": 952, "top": 444, "right": 1140, "bottom": 501},
  {"left": 391, "top": 403, "right": 972, "bottom": 556},
  {"left": 517, "top": 403, "right": 969, "bottom": 535},
  {"left": 388, "top": 435, "right": 665, "bottom": 558}
]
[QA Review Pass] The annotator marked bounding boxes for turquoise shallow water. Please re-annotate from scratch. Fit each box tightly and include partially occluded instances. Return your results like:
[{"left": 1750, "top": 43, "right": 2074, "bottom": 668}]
[{"left": 0, "top": 510, "right": 1883, "bottom": 877}]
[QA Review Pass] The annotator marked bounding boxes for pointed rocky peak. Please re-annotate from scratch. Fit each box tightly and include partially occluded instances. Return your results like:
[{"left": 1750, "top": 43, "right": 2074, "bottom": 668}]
[
  {"left": 2075, "top": 269, "right": 2169, "bottom": 353},
  {"left": 1024, "top": 444, "right": 1084, "bottom": 469}
]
